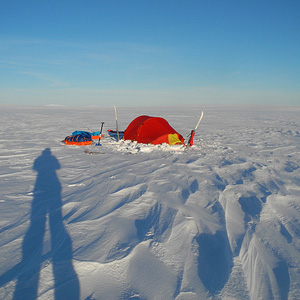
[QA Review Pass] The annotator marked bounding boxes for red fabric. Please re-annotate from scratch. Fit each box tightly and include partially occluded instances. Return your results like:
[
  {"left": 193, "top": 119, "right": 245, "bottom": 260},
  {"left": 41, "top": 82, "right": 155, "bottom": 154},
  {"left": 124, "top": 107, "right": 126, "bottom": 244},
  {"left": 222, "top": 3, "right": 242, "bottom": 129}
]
[
  {"left": 123, "top": 116, "right": 151, "bottom": 141},
  {"left": 123, "top": 115, "right": 184, "bottom": 145},
  {"left": 189, "top": 130, "right": 195, "bottom": 146}
]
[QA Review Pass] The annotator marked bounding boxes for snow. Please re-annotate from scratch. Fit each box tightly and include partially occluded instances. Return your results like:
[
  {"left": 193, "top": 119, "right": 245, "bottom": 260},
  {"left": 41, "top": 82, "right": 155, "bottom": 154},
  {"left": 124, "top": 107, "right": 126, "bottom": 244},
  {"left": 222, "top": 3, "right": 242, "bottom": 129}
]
[{"left": 0, "top": 105, "right": 300, "bottom": 300}]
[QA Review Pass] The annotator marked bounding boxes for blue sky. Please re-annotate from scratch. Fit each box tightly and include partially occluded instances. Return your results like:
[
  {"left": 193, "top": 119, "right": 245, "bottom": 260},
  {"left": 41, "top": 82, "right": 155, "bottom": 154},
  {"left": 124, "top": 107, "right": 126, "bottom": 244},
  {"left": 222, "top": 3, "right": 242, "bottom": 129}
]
[{"left": 1, "top": 0, "right": 299, "bottom": 106}]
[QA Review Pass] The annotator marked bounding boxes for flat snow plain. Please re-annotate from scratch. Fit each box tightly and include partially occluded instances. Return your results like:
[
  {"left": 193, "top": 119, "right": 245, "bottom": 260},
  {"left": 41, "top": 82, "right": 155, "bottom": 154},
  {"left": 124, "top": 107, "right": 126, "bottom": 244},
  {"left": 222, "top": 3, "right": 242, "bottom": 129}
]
[{"left": 0, "top": 105, "right": 300, "bottom": 300}]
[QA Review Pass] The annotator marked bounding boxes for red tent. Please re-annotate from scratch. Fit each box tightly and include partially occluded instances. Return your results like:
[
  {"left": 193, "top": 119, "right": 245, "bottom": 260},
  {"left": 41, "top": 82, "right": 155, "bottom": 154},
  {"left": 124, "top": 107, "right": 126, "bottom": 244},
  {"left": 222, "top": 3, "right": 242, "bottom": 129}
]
[{"left": 123, "top": 115, "right": 184, "bottom": 145}]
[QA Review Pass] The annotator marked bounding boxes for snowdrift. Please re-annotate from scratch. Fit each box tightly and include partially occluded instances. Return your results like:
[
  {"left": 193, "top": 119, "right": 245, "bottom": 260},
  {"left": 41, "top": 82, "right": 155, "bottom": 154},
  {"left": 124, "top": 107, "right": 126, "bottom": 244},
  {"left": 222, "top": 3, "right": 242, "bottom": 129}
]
[{"left": 0, "top": 105, "right": 300, "bottom": 300}]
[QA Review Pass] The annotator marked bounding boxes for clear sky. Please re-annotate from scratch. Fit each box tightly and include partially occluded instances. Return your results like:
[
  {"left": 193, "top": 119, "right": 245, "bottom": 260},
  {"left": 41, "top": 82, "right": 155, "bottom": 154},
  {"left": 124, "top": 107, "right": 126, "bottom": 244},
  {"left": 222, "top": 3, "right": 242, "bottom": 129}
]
[{"left": 1, "top": 0, "right": 299, "bottom": 107}]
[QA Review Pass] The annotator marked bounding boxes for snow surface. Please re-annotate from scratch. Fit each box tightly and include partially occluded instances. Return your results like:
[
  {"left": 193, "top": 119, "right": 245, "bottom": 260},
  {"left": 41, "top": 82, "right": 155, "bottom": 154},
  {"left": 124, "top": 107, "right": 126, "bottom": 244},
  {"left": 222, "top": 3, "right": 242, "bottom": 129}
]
[{"left": 0, "top": 105, "right": 300, "bottom": 300}]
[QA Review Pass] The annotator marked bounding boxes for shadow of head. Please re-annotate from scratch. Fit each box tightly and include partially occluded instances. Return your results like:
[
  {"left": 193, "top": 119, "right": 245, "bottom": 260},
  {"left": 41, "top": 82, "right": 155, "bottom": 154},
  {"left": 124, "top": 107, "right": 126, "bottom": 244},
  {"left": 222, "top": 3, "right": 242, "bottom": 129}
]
[{"left": 34, "top": 148, "right": 61, "bottom": 173}]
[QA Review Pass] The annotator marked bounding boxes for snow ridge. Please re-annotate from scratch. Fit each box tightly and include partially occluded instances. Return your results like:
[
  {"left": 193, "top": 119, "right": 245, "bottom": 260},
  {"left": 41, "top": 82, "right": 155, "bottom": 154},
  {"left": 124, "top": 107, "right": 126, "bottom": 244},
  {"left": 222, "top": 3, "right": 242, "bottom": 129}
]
[{"left": 0, "top": 106, "right": 300, "bottom": 300}]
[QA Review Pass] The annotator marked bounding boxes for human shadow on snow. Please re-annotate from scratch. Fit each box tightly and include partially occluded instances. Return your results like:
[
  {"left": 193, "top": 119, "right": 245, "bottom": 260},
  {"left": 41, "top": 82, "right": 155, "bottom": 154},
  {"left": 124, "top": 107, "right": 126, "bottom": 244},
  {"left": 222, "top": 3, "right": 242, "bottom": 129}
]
[{"left": 12, "top": 148, "right": 80, "bottom": 300}]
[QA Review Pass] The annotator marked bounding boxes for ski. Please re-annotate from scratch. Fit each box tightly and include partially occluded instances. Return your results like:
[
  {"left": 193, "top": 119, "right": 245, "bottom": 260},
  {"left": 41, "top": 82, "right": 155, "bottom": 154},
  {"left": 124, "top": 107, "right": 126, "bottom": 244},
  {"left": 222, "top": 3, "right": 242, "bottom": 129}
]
[
  {"left": 84, "top": 150, "right": 105, "bottom": 155},
  {"left": 114, "top": 104, "right": 120, "bottom": 141},
  {"left": 194, "top": 111, "right": 204, "bottom": 131},
  {"left": 186, "top": 111, "right": 204, "bottom": 147}
]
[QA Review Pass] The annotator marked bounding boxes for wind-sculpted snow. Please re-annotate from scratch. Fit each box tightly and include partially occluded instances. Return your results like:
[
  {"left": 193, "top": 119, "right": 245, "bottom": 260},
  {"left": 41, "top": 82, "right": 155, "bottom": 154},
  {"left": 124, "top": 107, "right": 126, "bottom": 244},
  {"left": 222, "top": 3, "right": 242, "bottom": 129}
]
[{"left": 0, "top": 105, "right": 300, "bottom": 300}]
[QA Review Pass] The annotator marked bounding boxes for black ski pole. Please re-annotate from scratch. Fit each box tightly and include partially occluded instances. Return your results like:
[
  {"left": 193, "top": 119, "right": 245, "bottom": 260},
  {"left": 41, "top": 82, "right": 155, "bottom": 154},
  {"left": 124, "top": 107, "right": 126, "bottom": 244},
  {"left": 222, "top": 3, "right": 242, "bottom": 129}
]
[{"left": 96, "top": 122, "right": 104, "bottom": 146}]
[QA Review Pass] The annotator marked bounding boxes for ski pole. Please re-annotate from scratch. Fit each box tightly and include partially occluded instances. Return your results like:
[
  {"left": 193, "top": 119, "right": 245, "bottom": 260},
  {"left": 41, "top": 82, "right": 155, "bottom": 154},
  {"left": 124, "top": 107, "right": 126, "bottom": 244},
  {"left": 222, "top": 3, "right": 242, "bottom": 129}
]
[{"left": 96, "top": 122, "right": 104, "bottom": 146}]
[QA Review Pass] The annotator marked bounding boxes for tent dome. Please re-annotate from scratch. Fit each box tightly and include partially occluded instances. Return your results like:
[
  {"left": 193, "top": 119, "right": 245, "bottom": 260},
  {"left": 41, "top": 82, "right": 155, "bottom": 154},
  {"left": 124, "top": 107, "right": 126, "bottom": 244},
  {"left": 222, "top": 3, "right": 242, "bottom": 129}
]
[{"left": 123, "top": 115, "right": 184, "bottom": 145}]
